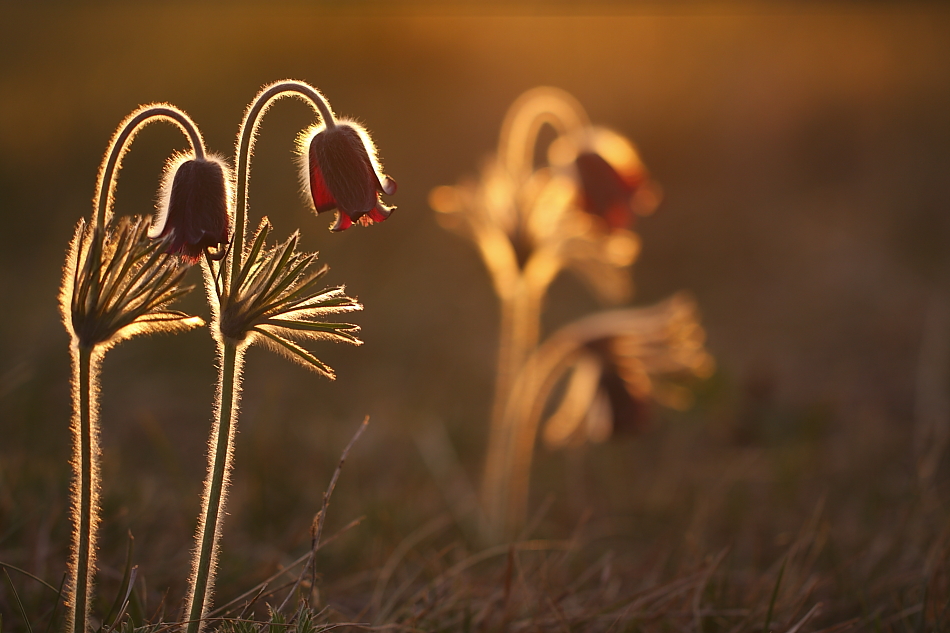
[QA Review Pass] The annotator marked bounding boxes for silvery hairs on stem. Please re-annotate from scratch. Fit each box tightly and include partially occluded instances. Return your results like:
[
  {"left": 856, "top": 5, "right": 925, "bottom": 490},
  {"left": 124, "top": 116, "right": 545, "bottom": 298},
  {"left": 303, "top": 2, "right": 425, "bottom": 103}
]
[
  {"left": 185, "top": 80, "right": 394, "bottom": 633},
  {"left": 60, "top": 103, "right": 214, "bottom": 633}
]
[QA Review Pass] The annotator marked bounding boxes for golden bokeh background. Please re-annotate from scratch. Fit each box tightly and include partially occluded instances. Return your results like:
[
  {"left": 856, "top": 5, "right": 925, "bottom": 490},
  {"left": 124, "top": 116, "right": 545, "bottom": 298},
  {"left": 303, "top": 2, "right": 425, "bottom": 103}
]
[{"left": 2, "top": 2, "right": 949, "bottom": 622}]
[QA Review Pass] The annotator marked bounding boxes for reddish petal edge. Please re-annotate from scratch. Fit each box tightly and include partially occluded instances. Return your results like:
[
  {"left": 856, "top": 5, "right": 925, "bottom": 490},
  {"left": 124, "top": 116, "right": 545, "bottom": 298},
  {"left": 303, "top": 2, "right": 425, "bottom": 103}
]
[
  {"left": 310, "top": 156, "right": 339, "bottom": 213},
  {"left": 330, "top": 211, "right": 353, "bottom": 232}
]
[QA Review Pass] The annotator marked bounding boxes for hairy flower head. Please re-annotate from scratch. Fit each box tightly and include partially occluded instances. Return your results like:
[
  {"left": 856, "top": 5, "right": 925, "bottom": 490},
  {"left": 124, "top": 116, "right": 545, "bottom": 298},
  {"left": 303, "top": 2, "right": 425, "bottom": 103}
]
[
  {"left": 299, "top": 120, "right": 396, "bottom": 232},
  {"left": 151, "top": 154, "right": 232, "bottom": 263}
]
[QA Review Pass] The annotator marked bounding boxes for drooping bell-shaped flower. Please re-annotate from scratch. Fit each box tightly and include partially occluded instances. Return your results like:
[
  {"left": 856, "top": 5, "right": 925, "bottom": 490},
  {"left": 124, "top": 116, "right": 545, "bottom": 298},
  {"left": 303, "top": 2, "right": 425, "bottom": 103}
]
[
  {"left": 541, "top": 340, "right": 651, "bottom": 448},
  {"left": 574, "top": 151, "right": 644, "bottom": 230},
  {"left": 150, "top": 155, "right": 231, "bottom": 262},
  {"left": 550, "top": 127, "right": 660, "bottom": 232},
  {"left": 538, "top": 296, "right": 714, "bottom": 449},
  {"left": 302, "top": 120, "right": 396, "bottom": 232}
]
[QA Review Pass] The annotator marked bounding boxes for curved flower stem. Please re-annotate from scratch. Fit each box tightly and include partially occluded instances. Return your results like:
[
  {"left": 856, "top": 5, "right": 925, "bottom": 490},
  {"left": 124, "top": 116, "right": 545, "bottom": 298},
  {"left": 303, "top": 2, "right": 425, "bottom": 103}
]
[
  {"left": 65, "top": 105, "right": 206, "bottom": 633},
  {"left": 480, "top": 90, "right": 591, "bottom": 540},
  {"left": 67, "top": 345, "right": 99, "bottom": 633},
  {"left": 229, "top": 80, "right": 336, "bottom": 295},
  {"left": 497, "top": 86, "right": 590, "bottom": 183},
  {"left": 185, "top": 340, "right": 243, "bottom": 633},
  {"left": 93, "top": 104, "right": 206, "bottom": 233},
  {"left": 482, "top": 280, "right": 543, "bottom": 538},
  {"left": 186, "top": 81, "right": 335, "bottom": 630}
]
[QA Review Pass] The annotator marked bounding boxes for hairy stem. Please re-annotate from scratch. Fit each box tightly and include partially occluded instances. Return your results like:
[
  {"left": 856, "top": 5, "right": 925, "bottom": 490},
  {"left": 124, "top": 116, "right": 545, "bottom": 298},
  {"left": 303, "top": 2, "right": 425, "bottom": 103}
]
[
  {"left": 230, "top": 80, "right": 336, "bottom": 295},
  {"left": 478, "top": 89, "right": 589, "bottom": 540},
  {"left": 185, "top": 341, "right": 242, "bottom": 633},
  {"left": 94, "top": 104, "right": 206, "bottom": 233},
  {"left": 184, "top": 81, "right": 335, "bottom": 629},
  {"left": 481, "top": 280, "right": 543, "bottom": 540},
  {"left": 67, "top": 345, "right": 99, "bottom": 633},
  {"left": 497, "top": 86, "right": 590, "bottom": 182}
]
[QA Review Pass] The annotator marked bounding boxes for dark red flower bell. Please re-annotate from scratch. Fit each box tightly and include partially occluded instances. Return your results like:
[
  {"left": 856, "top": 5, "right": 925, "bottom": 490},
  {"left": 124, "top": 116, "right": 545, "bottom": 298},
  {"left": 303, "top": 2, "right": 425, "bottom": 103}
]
[
  {"left": 304, "top": 121, "right": 396, "bottom": 232},
  {"left": 550, "top": 127, "right": 659, "bottom": 232},
  {"left": 575, "top": 151, "right": 645, "bottom": 231},
  {"left": 151, "top": 155, "right": 231, "bottom": 263},
  {"left": 585, "top": 338, "right": 652, "bottom": 436}
]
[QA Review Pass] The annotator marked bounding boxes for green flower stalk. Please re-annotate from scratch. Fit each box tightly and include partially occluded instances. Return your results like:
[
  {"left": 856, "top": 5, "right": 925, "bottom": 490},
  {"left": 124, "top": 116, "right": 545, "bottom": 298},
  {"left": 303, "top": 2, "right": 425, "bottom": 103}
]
[
  {"left": 185, "top": 80, "right": 393, "bottom": 633},
  {"left": 60, "top": 104, "right": 211, "bottom": 632}
]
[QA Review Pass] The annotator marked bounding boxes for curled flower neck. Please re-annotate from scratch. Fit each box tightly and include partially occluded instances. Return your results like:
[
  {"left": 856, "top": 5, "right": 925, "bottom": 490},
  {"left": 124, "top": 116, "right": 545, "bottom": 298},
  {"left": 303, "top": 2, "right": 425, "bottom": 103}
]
[
  {"left": 229, "top": 80, "right": 337, "bottom": 294},
  {"left": 94, "top": 104, "right": 206, "bottom": 233},
  {"left": 498, "top": 87, "right": 590, "bottom": 181}
]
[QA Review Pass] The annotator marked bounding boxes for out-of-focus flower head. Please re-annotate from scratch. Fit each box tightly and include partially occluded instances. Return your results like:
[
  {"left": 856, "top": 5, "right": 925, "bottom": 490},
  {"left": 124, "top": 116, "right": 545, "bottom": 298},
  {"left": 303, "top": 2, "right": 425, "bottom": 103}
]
[
  {"left": 299, "top": 120, "right": 396, "bottom": 232},
  {"left": 150, "top": 154, "right": 232, "bottom": 263},
  {"left": 430, "top": 88, "right": 659, "bottom": 306},
  {"left": 549, "top": 126, "right": 661, "bottom": 232},
  {"left": 531, "top": 294, "right": 715, "bottom": 448}
]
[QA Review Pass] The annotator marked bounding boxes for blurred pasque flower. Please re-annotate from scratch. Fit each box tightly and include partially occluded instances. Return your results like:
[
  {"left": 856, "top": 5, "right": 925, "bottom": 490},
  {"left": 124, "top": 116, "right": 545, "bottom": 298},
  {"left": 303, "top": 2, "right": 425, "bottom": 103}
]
[
  {"left": 540, "top": 295, "right": 714, "bottom": 449},
  {"left": 549, "top": 126, "right": 661, "bottom": 232},
  {"left": 150, "top": 155, "right": 232, "bottom": 263},
  {"left": 516, "top": 293, "right": 714, "bottom": 448},
  {"left": 302, "top": 120, "right": 396, "bottom": 232},
  {"left": 431, "top": 87, "right": 707, "bottom": 538}
]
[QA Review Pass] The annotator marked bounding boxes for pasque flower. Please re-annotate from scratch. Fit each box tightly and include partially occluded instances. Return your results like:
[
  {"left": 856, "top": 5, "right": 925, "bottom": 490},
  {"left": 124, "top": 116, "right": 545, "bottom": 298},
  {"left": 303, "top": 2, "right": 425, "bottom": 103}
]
[
  {"left": 549, "top": 126, "right": 660, "bottom": 231},
  {"left": 540, "top": 339, "right": 651, "bottom": 448},
  {"left": 539, "top": 295, "right": 714, "bottom": 449},
  {"left": 185, "top": 81, "right": 378, "bottom": 632},
  {"left": 59, "top": 103, "right": 209, "bottom": 633},
  {"left": 302, "top": 120, "right": 396, "bottom": 232},
  {"left": 150, "top": 155, "right": 231, "bottom": 262},
  {"left": 430, "top": 87, "right": 710, "bottom": 543}
]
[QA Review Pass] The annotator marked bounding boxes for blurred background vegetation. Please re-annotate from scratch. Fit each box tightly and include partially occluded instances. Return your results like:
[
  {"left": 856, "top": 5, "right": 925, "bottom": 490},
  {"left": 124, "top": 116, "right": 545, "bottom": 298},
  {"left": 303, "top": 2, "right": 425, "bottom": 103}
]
[{"left": 2, "top": 2, "right": 950, "bottom": 628}]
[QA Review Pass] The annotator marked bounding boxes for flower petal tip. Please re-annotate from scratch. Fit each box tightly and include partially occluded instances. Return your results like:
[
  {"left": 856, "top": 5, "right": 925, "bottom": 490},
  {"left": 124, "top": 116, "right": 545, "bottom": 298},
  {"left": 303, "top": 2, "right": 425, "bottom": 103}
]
[{"left": 329, "top": 212, "right": 353, "bottom": 232}]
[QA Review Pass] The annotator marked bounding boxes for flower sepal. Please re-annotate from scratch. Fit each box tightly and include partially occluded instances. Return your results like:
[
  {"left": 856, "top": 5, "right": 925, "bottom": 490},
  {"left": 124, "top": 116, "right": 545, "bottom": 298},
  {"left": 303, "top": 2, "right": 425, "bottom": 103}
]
[
  {"left": 63, "top": 215, "right": 204, "bottom": 350},
  {"left": 211, "top": 218, "right": 362, "bottom": 378}
]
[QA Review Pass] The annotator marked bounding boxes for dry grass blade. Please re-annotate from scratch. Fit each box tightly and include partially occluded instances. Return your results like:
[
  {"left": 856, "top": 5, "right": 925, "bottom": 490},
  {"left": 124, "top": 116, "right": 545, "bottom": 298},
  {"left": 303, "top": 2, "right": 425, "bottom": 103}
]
[
  {"left": 278, "top": 416, "right": 370, "bottom": 613},
  {"left": 103, "top": 566, "right": 138, "bottom": 633},
  {"left": 0, "top": 562, "right": 60, "bottom": 595},
  {"left": 103, "top": 532, "right": 135, "bottom": 627},
  {"left": 786, "top": 602, "right": 822, "bottom": 633},
  {"left": 3, "top": 566, "right": 34, "bottom": 633},
  {"left": 764, "top": 557, "right": 786, "bottom": 633},
  {"left": 209, "top": 517, "right": 364, "bottom": 619},
  {"left": 692, "top": 548, "right": 729, "bottom": 632},
  {"left": 371, "top": 514, "right": 455, "bottom": 617}
]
